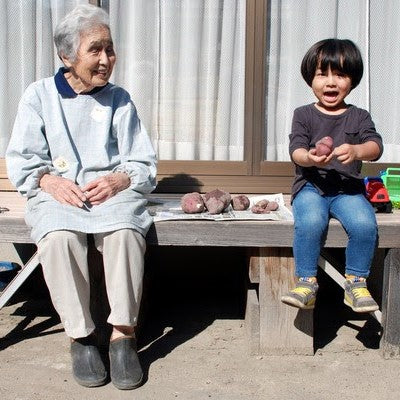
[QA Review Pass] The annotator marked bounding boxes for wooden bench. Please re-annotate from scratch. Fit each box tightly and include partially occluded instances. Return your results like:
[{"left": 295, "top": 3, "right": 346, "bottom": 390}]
[{"left": 1, "top": 159, "right": 400, "bottom": 358}]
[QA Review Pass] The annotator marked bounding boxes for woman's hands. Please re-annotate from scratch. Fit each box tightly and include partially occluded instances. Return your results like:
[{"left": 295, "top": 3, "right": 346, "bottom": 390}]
[
  {"left": 40, "top": 174, "right": 87, "bottom": 207},
  {"left": 81, "top": 172, "right": 130, "bottom": 205},
  {"left": 40, "top": 172, "right": 130, "bottom": 207}
]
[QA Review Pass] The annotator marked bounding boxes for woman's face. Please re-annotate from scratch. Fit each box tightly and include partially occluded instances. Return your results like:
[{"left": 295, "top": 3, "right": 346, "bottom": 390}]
[{"left": 63, "top": 25, "right": 116, "bottom": 93}]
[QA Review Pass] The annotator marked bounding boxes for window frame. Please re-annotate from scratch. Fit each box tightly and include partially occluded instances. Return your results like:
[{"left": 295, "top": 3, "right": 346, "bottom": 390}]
[{"left": 154, "top": 0, "right": 296, "bottom": 194}]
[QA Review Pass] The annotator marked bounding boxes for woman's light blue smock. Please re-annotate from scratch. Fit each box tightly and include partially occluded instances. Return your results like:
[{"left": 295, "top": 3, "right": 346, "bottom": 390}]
[{"left": 6, "top": 69, "right": 157, "bottom": 243}]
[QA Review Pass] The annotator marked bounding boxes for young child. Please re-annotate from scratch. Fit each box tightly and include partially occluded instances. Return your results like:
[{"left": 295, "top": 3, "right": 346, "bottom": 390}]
[{"left": 281, "top": 38, "right": 383, "bottom": 313}]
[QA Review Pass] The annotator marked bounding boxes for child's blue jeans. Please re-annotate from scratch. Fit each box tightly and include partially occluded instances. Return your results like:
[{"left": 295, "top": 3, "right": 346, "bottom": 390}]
[{"left": 292, "top": 182, "right": 377, "bottom": 278}]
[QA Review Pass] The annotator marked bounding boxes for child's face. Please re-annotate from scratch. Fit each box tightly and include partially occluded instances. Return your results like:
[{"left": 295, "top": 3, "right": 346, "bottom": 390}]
[{"left": 311, "top": 65, "right": 352, "bottom": 113}]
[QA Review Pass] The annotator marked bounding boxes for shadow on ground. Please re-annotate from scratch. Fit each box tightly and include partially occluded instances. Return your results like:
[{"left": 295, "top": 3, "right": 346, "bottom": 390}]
[
  {"left": 0, "top": 267, "right": 62, "bottom": 351},
  {"left": 0, "top": 245, "right": 383, "bottom": 371},
  {"left": 314, "top": 250, "right": 382, "bottom": 351},
  {"left": 137, "top": 246, "right": 248, "bottom": 378}
]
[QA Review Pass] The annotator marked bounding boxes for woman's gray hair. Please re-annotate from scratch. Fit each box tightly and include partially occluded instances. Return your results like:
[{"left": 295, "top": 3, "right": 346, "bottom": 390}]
[{"left": 54, "top": 4, "right": 111, "bottom": 62}]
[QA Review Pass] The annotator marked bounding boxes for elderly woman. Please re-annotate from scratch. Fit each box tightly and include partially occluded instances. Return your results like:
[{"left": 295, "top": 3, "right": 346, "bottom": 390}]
[{"left": 6, "top": 4, "right": 156, "bottom": 391}]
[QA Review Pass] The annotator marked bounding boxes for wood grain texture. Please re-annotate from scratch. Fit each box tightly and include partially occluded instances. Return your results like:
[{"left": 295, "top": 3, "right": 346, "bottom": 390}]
[
  {"left": 245, "top": 288, "right": 260, "bottom": 355},
  {"left": 257, "top": 248, "right": 314, "bottom": 355},
  {"left": 381, "top": 248, "right": 400, "bottom": 359},
  {"left": 248, "top": 248, "right": 261, "bottom": 283},
  {"left": 2, "top": 192, "right": 400, "bottom": 248}
]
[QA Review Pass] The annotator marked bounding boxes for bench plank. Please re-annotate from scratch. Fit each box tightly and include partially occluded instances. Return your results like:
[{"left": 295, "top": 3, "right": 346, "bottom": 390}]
[
  {"left": 0, "top": 159, "right": 15, "bottom": 191},
  {"left": 2, "top": 191, "right": 400, "bottom": 248}
]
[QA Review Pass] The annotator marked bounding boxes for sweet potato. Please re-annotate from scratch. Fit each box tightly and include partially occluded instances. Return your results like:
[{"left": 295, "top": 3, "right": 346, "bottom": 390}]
[
  {"left": 265, "top": 200, "right": 279, "bottom": 211},
  {"left": 203, "top": 189, "right": 231, "bottom": 214},
  {"left": 231, "top": 195, "right": 250, "bottom": 211},
  {"left": 251, "top": 199, "right": 269, "bottom": 214},
  {"left": 251, "top": 199, "right": 279, "bottom": 214},
  {"left": 254, "top": 199, "right": 269, "bottom": 208},
  {"left": 251, "top": 204, "right": 270, "bottom": 214},
  {"left": 315, "top": 136, "right": 333, "bottom": 156},
  {"left": 181, "top": 192, "right": 205, "bottom": 213}
]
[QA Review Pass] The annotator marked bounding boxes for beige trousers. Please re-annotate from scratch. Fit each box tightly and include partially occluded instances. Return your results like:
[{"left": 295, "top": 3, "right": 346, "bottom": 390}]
[{"left": 38, "top": 229, "right": 146, "bottom": 339}]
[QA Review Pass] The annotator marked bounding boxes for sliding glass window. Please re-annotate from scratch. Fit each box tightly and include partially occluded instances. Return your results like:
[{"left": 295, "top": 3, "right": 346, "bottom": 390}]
[
  {"left": 264, "top": 0, "right": 399, "bottom": 163},
  {"left": 109, "top": 0, "right": 246, "bottom": 162}
]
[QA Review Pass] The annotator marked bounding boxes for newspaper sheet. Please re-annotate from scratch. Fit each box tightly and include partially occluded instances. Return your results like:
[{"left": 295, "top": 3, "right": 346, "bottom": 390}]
[{"left": 148, "top": 193, "right": 293, "bottom": 222}]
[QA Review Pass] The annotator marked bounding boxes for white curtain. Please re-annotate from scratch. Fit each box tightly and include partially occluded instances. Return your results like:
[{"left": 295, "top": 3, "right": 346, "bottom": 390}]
[
  {"left": 0, "top": 0, "right": 88, "bottom": 156},
  {"left": 109, "top": 0, "right": 246, "bottom": 161},
  {"left": 265, "top": 0, "right": 399, "bottom": 162},
  {"left": 265, "top": 0, "right": 369, "bottom": 161},
  {"left": 369, "top": 0, "right": 400, "bottom": 162}
]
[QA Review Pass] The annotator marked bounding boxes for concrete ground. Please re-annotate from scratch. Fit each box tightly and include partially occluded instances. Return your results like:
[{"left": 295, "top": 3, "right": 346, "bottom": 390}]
[{"left": 1, "top": 246, "right": 400, "bottom": 400}]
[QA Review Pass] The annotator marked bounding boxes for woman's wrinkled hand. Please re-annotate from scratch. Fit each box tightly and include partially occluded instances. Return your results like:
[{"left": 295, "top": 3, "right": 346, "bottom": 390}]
[
  {"left": 39, "top": 174, "right": 87, "bottom": 207},
  {"left": 81, "top": 172, "right": 130, "bottom": 205}
]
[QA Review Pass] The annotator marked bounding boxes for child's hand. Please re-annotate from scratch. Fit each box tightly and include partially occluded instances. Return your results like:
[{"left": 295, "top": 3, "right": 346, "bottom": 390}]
[
  {"left": 308, "top": 148, "right": 334, "bottom": 166},
  {"left": 332, "top": 144, "right": 358, "bottom": 164}
]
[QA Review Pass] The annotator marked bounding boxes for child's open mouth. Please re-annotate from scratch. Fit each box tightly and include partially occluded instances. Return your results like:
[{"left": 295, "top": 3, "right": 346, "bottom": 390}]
[{"left": 323, "top": 90, "right": 339, "bottom": 102}]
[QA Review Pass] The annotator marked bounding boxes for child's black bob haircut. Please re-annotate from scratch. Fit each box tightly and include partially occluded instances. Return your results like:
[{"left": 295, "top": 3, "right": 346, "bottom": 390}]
[{"left": 301, "top": 38, "right": 363, "bottom": 90}]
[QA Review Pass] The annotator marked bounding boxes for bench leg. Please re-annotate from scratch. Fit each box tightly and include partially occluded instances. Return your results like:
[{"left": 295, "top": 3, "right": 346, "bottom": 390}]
[
  {"left": 0, "top": 252, "right": 40, "bottom": 310},
  {"left": 247, "top": 248, "right": 314, "bottom": 355},
  {"left": 381, "top": 248, "right": 400, "bottom": 359},
  {"left": 245, "top": 287, "right": 260, "bottom": 355}
]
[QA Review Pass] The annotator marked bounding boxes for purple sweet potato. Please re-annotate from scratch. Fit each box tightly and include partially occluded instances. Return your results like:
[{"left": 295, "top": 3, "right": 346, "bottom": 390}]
[
  {"left": 231, "top": 195, "right": 250, "bottom": 211},
  {"left": 265, "top": 200, "right": 279, "bottom": 211},
  {"left": 251, "top": 204, "right": 270, "bottom": 214},
  {"left": 181, "top": 192, "right": 205, "bottom": 214},
  {"left": 203, "top": 189, "right": 231, "bottom": 214},
  {"left": 315, "top": 136, "right": 333, "bottom": 156},
  {"left": 251, "top": 199, "right": 270, "bottom": 214},
  {"left": 251, "top": 199, "right": 279, "bottom": 214},
  {"left": 254, "top": 199, "right": 269, "bottom": 208}
]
